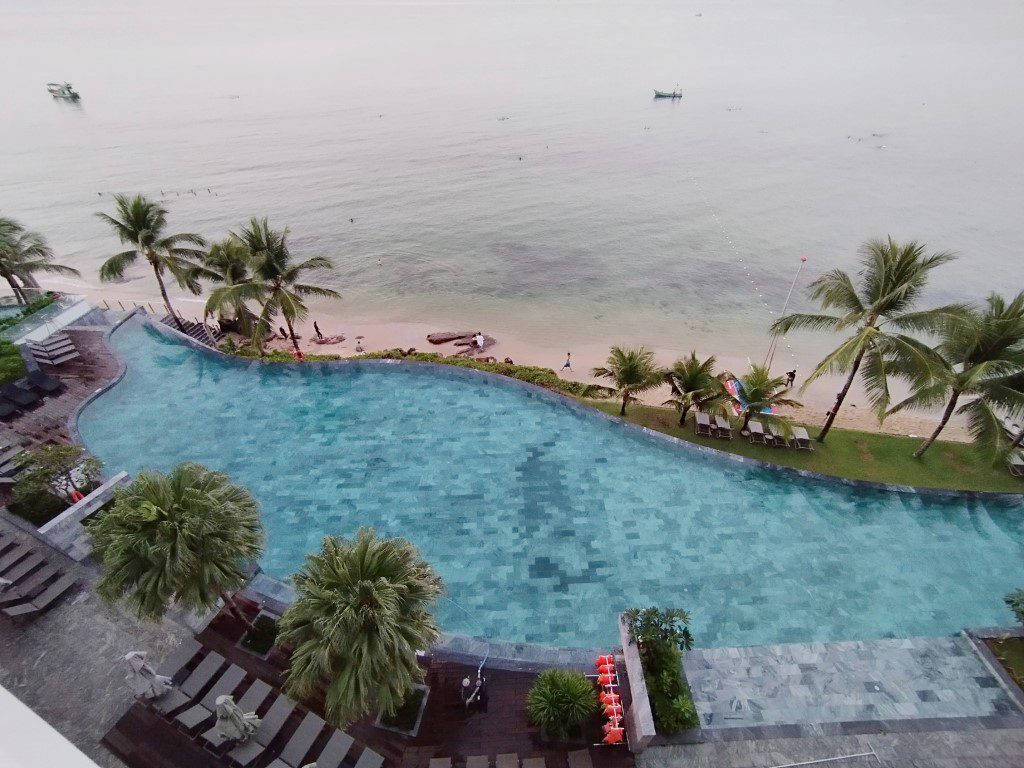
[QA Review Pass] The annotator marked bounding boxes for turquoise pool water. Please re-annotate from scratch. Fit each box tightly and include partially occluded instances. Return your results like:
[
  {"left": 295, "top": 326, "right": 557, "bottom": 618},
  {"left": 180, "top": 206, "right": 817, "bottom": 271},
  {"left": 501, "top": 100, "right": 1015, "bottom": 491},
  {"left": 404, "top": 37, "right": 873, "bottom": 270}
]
[{"left": 78, "top": 320, "right": 1024, "bottom": 649}]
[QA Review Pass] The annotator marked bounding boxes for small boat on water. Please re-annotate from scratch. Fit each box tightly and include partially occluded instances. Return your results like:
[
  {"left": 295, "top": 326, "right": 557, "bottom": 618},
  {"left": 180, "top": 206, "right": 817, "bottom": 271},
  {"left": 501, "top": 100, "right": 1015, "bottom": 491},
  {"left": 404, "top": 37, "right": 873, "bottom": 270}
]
[
  {"left": 653, "top": 88, "right": 682, "bottom": 99},
  {"left": 46, "top": 82, "right": 80, "bottom": 101}
]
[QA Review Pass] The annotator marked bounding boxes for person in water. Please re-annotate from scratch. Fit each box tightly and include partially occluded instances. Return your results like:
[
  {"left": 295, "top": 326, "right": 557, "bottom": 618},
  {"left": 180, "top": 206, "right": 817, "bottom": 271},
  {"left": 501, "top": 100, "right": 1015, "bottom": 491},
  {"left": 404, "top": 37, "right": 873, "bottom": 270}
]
[
  {"left": 562, "top": 352, "right": 572, "bottom": 371},
  {"left": 314, "top": 321, "right": 323, "bottom": 341}
]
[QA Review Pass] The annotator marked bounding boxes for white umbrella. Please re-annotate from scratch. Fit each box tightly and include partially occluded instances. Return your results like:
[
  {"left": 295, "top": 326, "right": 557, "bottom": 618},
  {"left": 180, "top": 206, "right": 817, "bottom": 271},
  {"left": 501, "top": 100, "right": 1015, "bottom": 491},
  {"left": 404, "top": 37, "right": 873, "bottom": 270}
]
[
  {"left": 215, "top": 695, "right": 261, "bottom": 743},
  {"left": 123, "top": 651, "right": 173, "bottom": 700}
]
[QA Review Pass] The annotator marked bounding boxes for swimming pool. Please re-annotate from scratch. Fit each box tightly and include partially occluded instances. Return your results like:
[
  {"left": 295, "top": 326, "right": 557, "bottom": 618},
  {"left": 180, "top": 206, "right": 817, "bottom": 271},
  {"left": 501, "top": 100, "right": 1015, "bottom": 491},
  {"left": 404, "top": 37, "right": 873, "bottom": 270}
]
[{"left": 78, "top": 319, "right": 1024, "bottom": 649}]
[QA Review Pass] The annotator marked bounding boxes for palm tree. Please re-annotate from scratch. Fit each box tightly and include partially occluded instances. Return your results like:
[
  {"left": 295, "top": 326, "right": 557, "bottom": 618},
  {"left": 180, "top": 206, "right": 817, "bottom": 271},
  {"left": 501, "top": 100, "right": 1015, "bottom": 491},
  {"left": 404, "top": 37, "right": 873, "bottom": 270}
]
[
  {"left": 732, "top": 364, "right": 803, "bottom": 434},
  {"left": 89, "top": 462, "right": 265, "bottom": 625},
  {"left": 0, "top": 217, "right": 80, "bottom": 304},
  {"left": 196, "top": 236, "right": 256, "bottom": 334},
  {"left": 592, "top": 346, "right": 664, "bottom": 415},
  {"left": 888, "top": 291, "right": 1024, "bottom": 460},
  {"left": 662, "top": 352, "right": 730, "bottom": 426},
  {"left": 770, "top": 237, "right": 964, "bottom": 442},
  {"left": 96, "top": 194, "right": 207, "bottom": 332},
  {"left": 207, "top": 218, "right": 339, "bottom": 354},
  {"left": 277, "top": 528, "right": 443, "bottom": 726}
]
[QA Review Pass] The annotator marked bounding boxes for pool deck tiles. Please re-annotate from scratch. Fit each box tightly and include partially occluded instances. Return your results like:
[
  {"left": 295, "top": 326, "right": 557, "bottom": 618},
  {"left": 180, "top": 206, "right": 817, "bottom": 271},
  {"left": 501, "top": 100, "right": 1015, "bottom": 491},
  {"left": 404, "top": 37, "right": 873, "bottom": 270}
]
[{"left": 683, "top": 635, "right": 1021, "bottom": 731}]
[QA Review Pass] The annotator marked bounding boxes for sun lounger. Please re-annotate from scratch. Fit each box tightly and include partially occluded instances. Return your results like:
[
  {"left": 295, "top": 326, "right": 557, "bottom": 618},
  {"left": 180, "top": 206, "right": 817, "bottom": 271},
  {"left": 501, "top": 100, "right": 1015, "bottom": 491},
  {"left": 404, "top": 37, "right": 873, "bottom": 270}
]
[
  {"left": 765, "top": 425, "right": 790, "bottom": 447},
  {"left": 496, "top": 755, "right": 519, "bottom": 768},
  {"left": 353, "top": 748, "right": 385, "bottom": 768},
  {"left": 1, "top": 553, "right": 43, "bottom": 585},
  {"left": 307, "top": 729, "right": 354, "bottom": 768},
  {"left": 175, "top": 664, "right": 247, "bottom": 731},
  {"left": 201, "top": 679, "right": 274, "bottom": 750},
  {"left": 1, "top": 384, "right": 38, "bottom": 408},
  {"left": 29, "top": 336, "right": 74, "bottom": 351},
  {"left": 0, "top": 446, "right": 24, "bottom": 467},
  {"left": 0, "top": 565, "right": 58, "bottom": 607},
  {"left": 153, "top": 651, "right": 225, "bottom": 714},
  {"left": 792, "top": 426, "right": 813, "bottom": 450},
  {"left": 2, "top": 572, "right": 77, "bottom": 622},
  {"left": 229, "top": 695, "right": 296, "bottom": 766},
  {"left": 155, "top": 637, "right": 203, "bottom": 683},
  {"left": 265, "top": 710, "right": 326, "bottom": 768},
  {"left": 694, "top": 412, "right": 713, "bottom": 436},
  {"left": 714, "top": 415, "right": 732, "bottom": 439},
  {"left": 521, "top": 760, "right": 545, "bottom": 768},
  {"left": 748, "top": 420, "right": 766, "bottom": 444},
  {"left": 25, "top": 370, "right": 63, "bottom": 394},
  {"left": 465, "top": 757, "right": 489, "bottom": 768},
  {"left": 567, "top": 750, "right": 594, "bottom": 768},
  {"left": 0, "top": 400, "right": 18, "bottom": 421},
  {"left": 0, "top": 543, "right": 31, "bottom": 574},
  {"left": 1009, "top": 453, "right": 1024, "bottom": 478},
  {"left": 0, "top": 534, "right": 18, "bottom": 554},
  {"left": 429, "top": 759, "right": 452, "bottom": 768}
]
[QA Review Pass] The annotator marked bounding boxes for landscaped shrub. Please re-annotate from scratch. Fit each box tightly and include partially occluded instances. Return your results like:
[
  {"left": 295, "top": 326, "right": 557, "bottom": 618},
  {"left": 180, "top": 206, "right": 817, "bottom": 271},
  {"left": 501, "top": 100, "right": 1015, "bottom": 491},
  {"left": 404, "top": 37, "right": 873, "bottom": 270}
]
[
  {"left": 1005, "top": 589, "right": 1024, "bottom": 626},
  {"left": 526, "top": 668, "right": 599, "bottom": 739},
  {"left": 0, "top": 339, "right": 26, "bottom": 384},
  {"left": 624, "top": 607, "right": 700, "bottom": 735},
  {"left": 8, "top": 487, "right": 68, "bottom": 527},
  {"left": 0, "top": 292, "right": 58, "bottom": 334},
  {"left": 7, "top": 445, "right": 104, "bottom": 527}
]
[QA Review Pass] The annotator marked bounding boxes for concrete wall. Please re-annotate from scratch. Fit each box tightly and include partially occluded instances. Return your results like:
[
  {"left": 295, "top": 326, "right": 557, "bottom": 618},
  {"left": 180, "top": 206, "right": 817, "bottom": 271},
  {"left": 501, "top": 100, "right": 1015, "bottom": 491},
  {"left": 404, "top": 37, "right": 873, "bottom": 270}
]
[
  {"left": 619, "top": 614, "right": 657, "bottom": 753},
  {"left": 38, "top": 471, "right": 130, "bottom": 560}
]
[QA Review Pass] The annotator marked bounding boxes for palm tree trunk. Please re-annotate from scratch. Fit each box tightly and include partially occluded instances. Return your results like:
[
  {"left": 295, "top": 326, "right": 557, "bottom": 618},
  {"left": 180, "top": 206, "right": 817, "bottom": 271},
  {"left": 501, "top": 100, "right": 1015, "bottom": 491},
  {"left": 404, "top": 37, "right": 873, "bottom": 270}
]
[
  {"left": 284, "top": 316, "right": 301, "bottom": 355},
  {"left": 1012, "top": 427, "right": 1024, "bottom": 449},
  {"left": 152, "top": 262, "right": 187, "bottom": 332},
  {"left": 3, "top": 274, "right": 26, "bottom": 305},
  {"left": 741, "top": 409, "right": 752, "bottom": 432},
  {"left": 218, "top": 589, "right": 254, "bottom": 630},
  {"left": 816, "top": 347, "right": 866, "bottom": 443},
  {"left": 678, "top": 405, "right": 689, "bottom": 426},
  {"left": 913, "top": 391, "right": 960, "bottom": 459},
  {"left": 620, "top": 393, "right": 628, "bottom": 415}
]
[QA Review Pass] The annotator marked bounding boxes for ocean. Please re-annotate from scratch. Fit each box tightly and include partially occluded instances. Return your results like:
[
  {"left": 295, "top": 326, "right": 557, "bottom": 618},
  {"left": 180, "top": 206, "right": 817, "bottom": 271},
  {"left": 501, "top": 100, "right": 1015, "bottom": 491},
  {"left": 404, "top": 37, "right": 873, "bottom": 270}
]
[{"left": 2, "top": 0, "right": 1023, "bottom": 377}]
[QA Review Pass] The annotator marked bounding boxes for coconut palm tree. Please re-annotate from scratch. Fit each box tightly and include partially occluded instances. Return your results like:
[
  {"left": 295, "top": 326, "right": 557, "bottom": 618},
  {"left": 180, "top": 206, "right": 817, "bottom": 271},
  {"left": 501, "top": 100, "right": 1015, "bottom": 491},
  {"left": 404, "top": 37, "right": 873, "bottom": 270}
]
[
  {"left": 207, "top": 218, "right": 339, "bottom": 354},
  {"left": 277, "top": 528, "right": 443, "bottom": 726},
  {"left": 196, "top": 236, "right": 256, "bottom": 334},
  {"left": 770, "top": 237, "right": 964, "bottom": 442},
  {"left": 888, "top": 291, "right": 1024, "bottom": 460},
  {"left": 0, "top": 217, "right": 80, "bottom": 304},
  {"left": 592, "top": 346, "right": 664, "bottom": 415},
  {"left": 89, "top": 462, "right": 265, "bottom": 625},
  {"left": 96, "top": 194, "right": 207, "bottom": 332},
  {"left": 732, "top": 364, "right": 803, "bottom": 434},
  {"left": 662, "top": 352, "right": 730, "bottom": 426}
]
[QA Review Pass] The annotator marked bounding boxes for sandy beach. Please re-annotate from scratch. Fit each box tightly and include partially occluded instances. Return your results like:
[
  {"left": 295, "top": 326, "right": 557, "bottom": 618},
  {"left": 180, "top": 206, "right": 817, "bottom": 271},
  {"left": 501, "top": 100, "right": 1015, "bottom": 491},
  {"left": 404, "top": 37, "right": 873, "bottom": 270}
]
[{"left": 50, "top": 277, "right": 971, "bottom": 442}]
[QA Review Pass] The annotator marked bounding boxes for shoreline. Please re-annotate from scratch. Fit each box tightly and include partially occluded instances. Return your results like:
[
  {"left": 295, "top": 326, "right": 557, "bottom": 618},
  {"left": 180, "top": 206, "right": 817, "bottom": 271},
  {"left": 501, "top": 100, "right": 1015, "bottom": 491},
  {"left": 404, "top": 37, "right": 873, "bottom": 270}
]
[{"left": 49, "top": 278, "right": 971, "bottom": 441}]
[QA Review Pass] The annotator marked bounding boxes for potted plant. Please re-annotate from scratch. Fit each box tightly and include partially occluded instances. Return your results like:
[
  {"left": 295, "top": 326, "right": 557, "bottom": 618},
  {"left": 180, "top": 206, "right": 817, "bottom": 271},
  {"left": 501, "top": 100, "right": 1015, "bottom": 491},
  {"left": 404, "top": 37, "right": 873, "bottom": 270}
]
[{"left": 527, "top": 668, "right": 599, "bottom": 741}]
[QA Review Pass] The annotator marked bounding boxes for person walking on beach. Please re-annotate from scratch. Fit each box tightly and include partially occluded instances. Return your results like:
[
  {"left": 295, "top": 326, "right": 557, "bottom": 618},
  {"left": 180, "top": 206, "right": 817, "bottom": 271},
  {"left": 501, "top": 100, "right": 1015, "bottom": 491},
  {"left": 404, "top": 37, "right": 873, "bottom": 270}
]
[
  {"left": 785, "top": 369, "right": 797, "bottom": 388},
  {"left": 562, "top": 352, "right": 572, "bottom": 371},
  {"left": 314, "top": 321, "right": 323, "bottom": 341}
]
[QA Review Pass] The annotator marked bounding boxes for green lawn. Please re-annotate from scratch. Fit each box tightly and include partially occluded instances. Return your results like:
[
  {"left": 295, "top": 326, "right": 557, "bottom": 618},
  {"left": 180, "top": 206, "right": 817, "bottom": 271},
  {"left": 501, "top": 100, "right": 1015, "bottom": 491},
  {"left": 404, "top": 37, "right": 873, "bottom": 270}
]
[
  {"left": 988, "top": 637, "right": 1024, "bottom": 689},
  {"left": 590, "top": 401, "right": 1024, "bottom": 494}
]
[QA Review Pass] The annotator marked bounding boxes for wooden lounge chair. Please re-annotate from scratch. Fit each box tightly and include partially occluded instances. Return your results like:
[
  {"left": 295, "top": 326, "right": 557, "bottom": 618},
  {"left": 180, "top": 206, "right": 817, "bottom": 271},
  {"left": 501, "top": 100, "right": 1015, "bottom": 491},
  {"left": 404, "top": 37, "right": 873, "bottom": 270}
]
[
  {"left": 496, "top": 755, "right": 519, "bottom": 768},
  {"left": 765, "top": 425, "right": 790, "bottom": 447},
  {"left": 792, "top": 426, "right": 813, "bottom": 450},
  {"left": 175, "top": 664, "right": 247, "bottom": 731},
  {"left": 694, "top": 412, "right": 713, "bottom": 436},
  {"left": 748, "top": 420, "right": 767, "bottom": 444},
  {"left": 567, "top": 751, "right": 594, "bottom": 768},
  {"left": 2, "top": 573, "right": 77, "bottom": 623},
  {"left": 25, "top": 370, "right": 63, "bottom": 394},
  {"left": 1009, "top": 453, "right": 1024, "bottom": 478},
  {"left": 1, "top": 552, "right": 44, "bottom": 585},
  {"left": 0, "top": 543, "right": 31, "bottom": 574},
  {"left": 0, "top": 400, "right": 18, "bottom": 421},
  {"left": 265, "top": 710, "right": 326, "bottom": 768},
  {"left": 307, "top": 730, "right": 354, "bottom": 768},
  {"left": 201, "top": 679, "right": 274, "bottom": 750},
  {"left": 521, "top": 760, "right": 545, "bottom": 768},
  {"left": 29, "top": 337, "right": 74, "bottom": 353},
  {"left": 0, "top": 564, "right": 59, "bottom": 607},
  {"left": 155, "top": 637, "right": 204, "bottom": 683},
  {"left": 429, "top": 759, "right": 452, "bottom": 768},
  {"left": 353, "top": 747, "right": 385, "bottom": 768},
  {"left": 153, "top": 651, "right": 225, "bottom": 714},
  {"left": 1, "top": 384, "right": 38, "bottom": 408},
  {"left": 228, "top": 696, "right": 296, "bottom": 767},
  {"left": 714, "top": 415, "right": 733, "bottom": 439}
]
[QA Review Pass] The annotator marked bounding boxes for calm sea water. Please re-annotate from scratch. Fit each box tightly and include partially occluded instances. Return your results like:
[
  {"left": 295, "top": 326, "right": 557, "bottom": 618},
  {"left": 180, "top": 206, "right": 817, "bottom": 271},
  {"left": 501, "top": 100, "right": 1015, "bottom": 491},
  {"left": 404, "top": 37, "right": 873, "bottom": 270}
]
[{"left": 2, "top": 0, "right": 1023, "bottom": 363}]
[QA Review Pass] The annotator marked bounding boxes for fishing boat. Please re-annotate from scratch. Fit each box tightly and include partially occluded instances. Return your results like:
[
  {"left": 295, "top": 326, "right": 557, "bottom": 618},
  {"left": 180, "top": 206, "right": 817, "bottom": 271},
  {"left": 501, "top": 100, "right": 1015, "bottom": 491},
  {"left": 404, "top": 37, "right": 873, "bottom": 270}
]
[
  {"left": 653, "top": 88, "right": 682, "bottom": 99},
  {"left": 46, "top": 82, "right": 80, "bottom": 101}
]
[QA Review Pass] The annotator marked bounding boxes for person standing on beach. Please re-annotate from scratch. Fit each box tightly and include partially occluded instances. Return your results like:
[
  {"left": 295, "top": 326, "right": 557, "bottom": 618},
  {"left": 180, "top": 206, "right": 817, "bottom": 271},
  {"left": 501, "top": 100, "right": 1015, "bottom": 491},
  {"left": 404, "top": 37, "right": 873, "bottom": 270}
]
[
  {"left": 562, "top": 352, "right": 572, "bottom": 371},
  {"left": 785, "top": 369, "right": 797, "bottom": 388},
  {"left": 314, "top": 321, "right": 323, "bottom": 341}
]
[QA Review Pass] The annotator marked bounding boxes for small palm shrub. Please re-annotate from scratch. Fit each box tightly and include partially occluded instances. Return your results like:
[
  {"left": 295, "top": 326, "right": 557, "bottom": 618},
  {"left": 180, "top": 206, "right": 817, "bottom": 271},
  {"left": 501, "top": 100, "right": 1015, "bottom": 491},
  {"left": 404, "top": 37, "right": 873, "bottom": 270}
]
[
  {"left": 1006, "top": 589, "right": 1024, "bottom": 626},
  {"left": 526, "top": 669, "right": 599, "bottom": 739},
  {"left": 644, "top": 639, "right": 700, "bottom": 734}
]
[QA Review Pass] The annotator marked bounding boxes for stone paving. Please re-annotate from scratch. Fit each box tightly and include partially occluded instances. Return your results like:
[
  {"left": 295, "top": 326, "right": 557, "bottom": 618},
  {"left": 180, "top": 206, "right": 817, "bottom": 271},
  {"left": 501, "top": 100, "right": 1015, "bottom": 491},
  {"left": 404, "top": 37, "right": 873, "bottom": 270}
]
[
  {"left": 684, "top": 635, "right": 1019, "bottom": 730},
  {"left": 641, "top": 728, "right": 1024, "bottom": 768},
  {"left": 0, "top": 516, "right": 189, "bottom": 768}
]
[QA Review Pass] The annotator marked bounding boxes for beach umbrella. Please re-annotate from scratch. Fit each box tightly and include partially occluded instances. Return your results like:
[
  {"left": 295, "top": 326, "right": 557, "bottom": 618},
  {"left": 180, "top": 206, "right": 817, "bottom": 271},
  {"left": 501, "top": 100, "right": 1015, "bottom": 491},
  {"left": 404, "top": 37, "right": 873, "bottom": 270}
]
[
  {"left": 123, "top": 651, "right": 173, "bottom": 700},
  {"left": 215, "top": 694, "right": 261, "bottom": 742}
]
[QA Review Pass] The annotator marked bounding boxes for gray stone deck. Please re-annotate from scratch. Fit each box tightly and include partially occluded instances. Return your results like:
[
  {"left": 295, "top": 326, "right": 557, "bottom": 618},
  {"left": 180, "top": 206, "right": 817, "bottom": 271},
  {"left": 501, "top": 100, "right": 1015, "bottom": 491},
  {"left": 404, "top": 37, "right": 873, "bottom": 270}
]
[{"left": 684, "top": 636, "right": 1020, "bottom": 730}]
